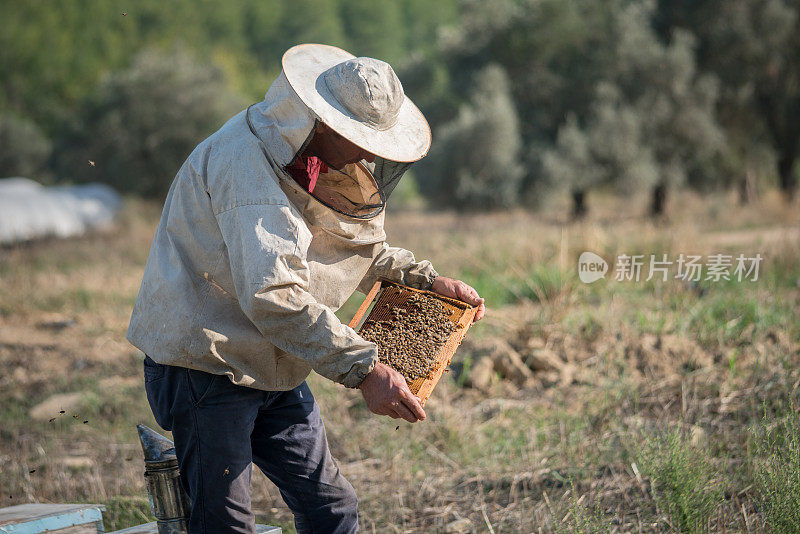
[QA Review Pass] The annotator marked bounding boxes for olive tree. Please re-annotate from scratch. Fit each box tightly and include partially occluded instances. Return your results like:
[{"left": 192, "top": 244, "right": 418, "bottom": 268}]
[
  {"left": 420, "top": 64, "right": 524, "bottom": 209},
  {"left": 544, "top": 2, "right": 723, "bottom": 217},
  {"left": 56, "top": 48, "right": 244, "bottom": 197},
  {"left": 0, "top": 114, "right": 51, "bottom": 181},
  {"left": 656, "top": 0, "right": 800, "bottom": 201}
]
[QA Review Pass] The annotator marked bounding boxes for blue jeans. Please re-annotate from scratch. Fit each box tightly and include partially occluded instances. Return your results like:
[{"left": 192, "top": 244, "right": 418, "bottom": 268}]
[{"left": 143, "top": 356, "right": 359, "bottom": 533}]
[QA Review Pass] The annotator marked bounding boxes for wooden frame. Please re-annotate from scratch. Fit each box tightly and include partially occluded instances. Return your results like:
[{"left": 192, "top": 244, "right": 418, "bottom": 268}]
[{"left": 348, "top": 279, "right": 478, "bottom": 406}]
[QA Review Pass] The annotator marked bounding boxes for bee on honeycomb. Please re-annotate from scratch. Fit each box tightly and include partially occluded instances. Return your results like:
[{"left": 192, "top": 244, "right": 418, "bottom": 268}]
[{"left": 359, "top": 289, "right": 456, "bottom": 383}]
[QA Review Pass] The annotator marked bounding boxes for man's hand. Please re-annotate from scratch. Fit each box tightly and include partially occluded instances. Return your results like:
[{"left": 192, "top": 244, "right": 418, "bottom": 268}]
[
  {"left": 431, "top": 276, "right": 485, "bottom": 322},
  {"left": 358, "top": 362, "right": 426, "bottom": 423}
]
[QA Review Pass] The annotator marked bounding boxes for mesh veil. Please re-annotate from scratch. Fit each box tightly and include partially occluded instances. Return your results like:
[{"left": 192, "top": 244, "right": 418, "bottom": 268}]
[
  {"left": 297, "top": 156, "right": 412, "bottom": 219},
  {"left": 246, "top": 104, "right": 413, "bottom": 219}
]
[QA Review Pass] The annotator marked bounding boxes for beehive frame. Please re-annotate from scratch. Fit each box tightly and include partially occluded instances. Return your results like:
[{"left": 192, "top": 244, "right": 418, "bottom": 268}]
[{"left": 348, "top": 278, "right": 477, "bottom": 406}]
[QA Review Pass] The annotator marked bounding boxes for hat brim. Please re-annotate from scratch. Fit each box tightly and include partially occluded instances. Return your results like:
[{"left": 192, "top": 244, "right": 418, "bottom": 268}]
[{"left": 282, "top": 44, "right": 431, "bottom": 163}]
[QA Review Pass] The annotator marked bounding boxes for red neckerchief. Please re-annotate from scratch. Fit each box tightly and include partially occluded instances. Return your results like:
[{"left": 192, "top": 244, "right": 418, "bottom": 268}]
[{"left": 286, "top": 155, "right": 328, "bottom": 193}]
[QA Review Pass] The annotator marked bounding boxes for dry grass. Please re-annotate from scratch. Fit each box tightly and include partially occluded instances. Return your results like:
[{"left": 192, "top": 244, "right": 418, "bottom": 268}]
[{"left": 1, "top": 190, "right": 799, "bottom": 532}]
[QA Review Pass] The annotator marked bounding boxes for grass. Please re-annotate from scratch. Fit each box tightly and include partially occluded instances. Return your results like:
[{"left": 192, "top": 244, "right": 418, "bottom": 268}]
[
  {"left": 638, "top": 429, "right": 723, "bottom": 533},
  {"left": 752, "top": 406, "right": 800, "bottom": 532},
  {"left": 1, "top": 190, "right": 800, "bottom": 531},
  {"left": 95, "top": 496, "right": 154, "bottom": 531},
  {"left": 456, "top": 263, "right": 572, "bottom": 306},
  {"left": 550, "top": 483, "right": 612, "bottom": 534}
]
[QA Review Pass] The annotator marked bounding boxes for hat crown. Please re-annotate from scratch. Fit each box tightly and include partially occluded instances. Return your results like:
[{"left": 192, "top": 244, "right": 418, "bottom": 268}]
[{"left": 323, "top": 57, "right": 404, "bottom": 131}]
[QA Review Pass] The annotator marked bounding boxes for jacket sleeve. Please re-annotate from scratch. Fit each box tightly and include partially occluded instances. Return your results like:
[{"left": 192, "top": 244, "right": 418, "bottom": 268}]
[
  {"left": 214, "top": 198, "right": 377, "bottom": 389},
  {"left": 358, "top": 242, "right": 439, "bottom": 294}
]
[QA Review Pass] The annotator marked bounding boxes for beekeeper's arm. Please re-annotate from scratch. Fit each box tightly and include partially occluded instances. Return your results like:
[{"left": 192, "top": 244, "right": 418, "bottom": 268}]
[
  {"left": 359, "top": 244, "right": 486, "bottom": 322},
  {"left": 216, "top": 203, "right": 426, "bottom": 420},
  {"left": 358, "top": 243, "right": 439, "bottom": 292},
  {"left": 216, "top": 199, "right": 378, "bottom": 388}
]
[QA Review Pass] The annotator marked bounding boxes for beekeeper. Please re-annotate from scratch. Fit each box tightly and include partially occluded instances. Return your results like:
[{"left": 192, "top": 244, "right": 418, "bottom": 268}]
[{"left": 128, "top": 44, "right": 485, "bottom": 534}]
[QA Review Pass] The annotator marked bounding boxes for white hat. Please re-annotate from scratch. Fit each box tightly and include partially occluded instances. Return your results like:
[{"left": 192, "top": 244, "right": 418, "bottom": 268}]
[{"left": 282, "top": 44, "right": 431, "bottom": 163}]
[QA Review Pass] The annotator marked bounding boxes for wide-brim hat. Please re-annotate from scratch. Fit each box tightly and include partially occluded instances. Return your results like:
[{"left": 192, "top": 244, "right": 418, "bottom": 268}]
[{"left": 282, "top": 44, "right": 431, "bottom": 163}]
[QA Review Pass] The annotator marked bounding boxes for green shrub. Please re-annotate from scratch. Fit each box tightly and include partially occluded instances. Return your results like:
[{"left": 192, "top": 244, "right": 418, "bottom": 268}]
[
  {"left": 551, "top": 488, "right": 612, "bottom": 534},
  {"left": 97, "top": 495, "right": 154, "bottom": 531},
  {"left": 419, "top": 64, "right": 524, "bottom": 210},
  {"left": 752, "top": 407, "right": 800, "bottom": 532},
  {"left": 639, "top": 428, "right": 722, "bottom": 533}
]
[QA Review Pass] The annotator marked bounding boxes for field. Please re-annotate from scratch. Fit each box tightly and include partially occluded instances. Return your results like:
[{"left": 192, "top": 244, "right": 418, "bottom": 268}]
[{"left": 1, "top": 190, "right": 799, "bottom": 533}]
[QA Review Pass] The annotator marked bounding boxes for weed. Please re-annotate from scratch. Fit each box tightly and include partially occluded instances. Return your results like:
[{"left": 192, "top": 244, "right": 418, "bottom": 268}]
[
  {"left": 752, "top": 406, "right": 800, "bottom": 532},
  {"left": 96, "top": 495, "right": 154, "bottom": 531},
  {"left": 638, "top": 428, "right": 723, "bottom": 533},
  {"left": 550, "top": 483, "right": 612, "bottom": 534}
]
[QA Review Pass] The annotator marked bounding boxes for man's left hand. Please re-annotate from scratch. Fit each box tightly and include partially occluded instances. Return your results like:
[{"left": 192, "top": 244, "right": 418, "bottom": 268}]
[{"left": 430, "top": 276, "right": 485, "bottom": 322}]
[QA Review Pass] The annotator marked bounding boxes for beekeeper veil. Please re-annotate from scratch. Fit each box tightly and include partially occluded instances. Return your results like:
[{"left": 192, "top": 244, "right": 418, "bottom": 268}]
[{"left": 276, "top": 44, "right": 432, "bottom": 219}]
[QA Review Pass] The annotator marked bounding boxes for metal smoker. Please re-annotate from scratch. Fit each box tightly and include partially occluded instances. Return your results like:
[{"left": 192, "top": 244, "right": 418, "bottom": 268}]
[{"left": 137, "top": 424, "right": 190, "bottom": 534}]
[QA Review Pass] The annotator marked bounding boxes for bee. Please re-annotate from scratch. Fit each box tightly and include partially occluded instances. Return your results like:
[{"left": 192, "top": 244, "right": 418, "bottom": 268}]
[
  {"left": 361, "top": 291, "right": 456, "bottom": 382},
  {"left": 224, "top": 467, "right": 230, "bottom": 476},
  {"left": 83, "top": 420, "right": 89, "bottom": 424},
  {"left": 88, "top": 160, "right": 95, "bottom": 167},
  {"left": 122, "top": 12, "right": 127, "bottom": 16}
]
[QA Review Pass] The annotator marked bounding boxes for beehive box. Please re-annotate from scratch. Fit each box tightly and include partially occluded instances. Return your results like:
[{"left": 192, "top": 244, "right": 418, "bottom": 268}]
[
  {"left": 0, "top": 504, "right": 105, "bottom": 533},
  {"left": 349, "top": 279, "right": 477, "bottom": 406}
]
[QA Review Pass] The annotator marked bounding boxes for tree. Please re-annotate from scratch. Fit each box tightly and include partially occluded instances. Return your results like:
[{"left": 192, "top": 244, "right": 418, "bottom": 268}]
[
  {"left": 339, "top": 0, "right": 405, "bottom": 63},
  {"left": 656, "top": 0, "right": 800, "bottom": 201},
  {"left": 420, "top": 64, "right": 524, "bottom": 209},
  {"left": 55, "top": 48, "right": 244, "bottom": 197},
  {"left": 543, "top": 85, "right": 659, "bottom": 218},
  {"left": 0, "top": 114, "right": 52, "bottom": 181},
  {"left": 542, "top": 115, "right": 605, "bottom": 219},
  {"left": 405, "top": 0, "right": 631, "bottom": 209},
  {"left": 543, "top": 1, "right": 722, "bottom": 217},
  {"left": 611, "top": 4, "right": 723, "bottom": 216}
]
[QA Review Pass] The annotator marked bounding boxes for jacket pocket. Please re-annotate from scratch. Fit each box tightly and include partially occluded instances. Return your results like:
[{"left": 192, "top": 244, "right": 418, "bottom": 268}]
[{"left": 185, "top": 368, "right": 217, "bottom": 406}]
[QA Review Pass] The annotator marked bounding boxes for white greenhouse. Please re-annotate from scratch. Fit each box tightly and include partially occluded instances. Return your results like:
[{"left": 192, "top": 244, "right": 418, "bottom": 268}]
[{"left": 0, "top": 177, "right": 123, "bottom": 245}]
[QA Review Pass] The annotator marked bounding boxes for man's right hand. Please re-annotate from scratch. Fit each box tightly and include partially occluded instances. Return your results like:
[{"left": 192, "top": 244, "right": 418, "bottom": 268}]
[{"left": 358, "top": 362, "right": 426, "bottom": 423}]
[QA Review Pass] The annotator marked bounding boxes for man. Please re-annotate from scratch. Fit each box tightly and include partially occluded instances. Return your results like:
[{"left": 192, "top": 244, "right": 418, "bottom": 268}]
[{"left": 128, "top": 43, "right": 485, "bottom": 533}]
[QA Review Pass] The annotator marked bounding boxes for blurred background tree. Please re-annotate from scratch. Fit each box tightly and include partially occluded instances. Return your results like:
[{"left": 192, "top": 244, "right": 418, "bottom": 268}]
[
  {"left": 54, "top": 48, "right": 244, "bottom": 197},
  {"left": 409, "top": 0, "right": 725, "bottom": 217},
  {"left": 655, "top": 0, "right": 800, "bottom": 201},
  {"left": 0, "top": 0, "right": 798, "bottom": 212},
  {"left": 0, "top": 114, "right": 52, "bottom": 182},
  {"left": 546, "top": 3, "right": 724, "bottom": 218},
  {"left": 420, "top": 64, "right": 523, "bottom": 209}
]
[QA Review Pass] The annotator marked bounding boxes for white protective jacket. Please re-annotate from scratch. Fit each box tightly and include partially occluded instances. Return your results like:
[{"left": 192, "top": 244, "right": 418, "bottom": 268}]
[{"left": 126, "top": 71, "right": 438, "bottom": 390}]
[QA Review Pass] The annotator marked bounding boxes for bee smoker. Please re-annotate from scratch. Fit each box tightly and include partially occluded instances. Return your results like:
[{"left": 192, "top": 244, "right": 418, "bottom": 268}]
[{"left": 137, "top": 424, "right": 191, "bottom": 534}]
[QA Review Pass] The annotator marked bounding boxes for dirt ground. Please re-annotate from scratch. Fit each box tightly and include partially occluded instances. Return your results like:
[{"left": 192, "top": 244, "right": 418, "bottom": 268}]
[{"left": 1, "top": 190, "right": 799, "bottom": 532}]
